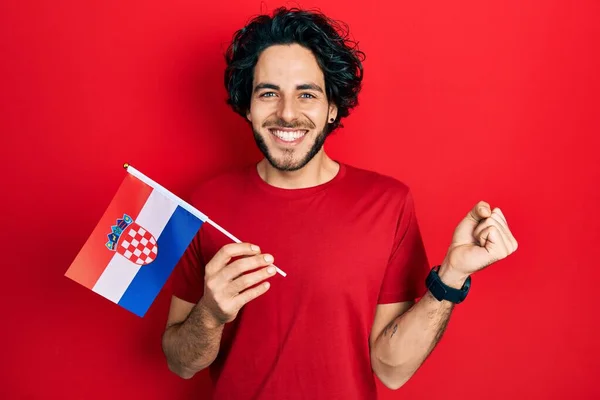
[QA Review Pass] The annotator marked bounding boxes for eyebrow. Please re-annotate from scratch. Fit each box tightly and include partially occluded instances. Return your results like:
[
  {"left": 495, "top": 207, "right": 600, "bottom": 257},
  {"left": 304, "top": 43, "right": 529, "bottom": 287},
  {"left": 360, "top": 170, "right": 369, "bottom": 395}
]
[{"left": 253, "top": 82, "right": 324, "bottom": 94}]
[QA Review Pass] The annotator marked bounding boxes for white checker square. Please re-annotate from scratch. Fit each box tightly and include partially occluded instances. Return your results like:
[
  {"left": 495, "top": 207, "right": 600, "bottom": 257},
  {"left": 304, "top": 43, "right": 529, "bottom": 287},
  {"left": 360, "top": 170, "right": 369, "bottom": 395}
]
[
  {"left": 140, "top": 237, "right": 148, "bottom": 245},
  {"left": 150, "top": 237, "right": 156, "bottom": 245},
  {"left": 131, "top": 239, "right": 139, "bottom": 247},
  {"left": 133, "top": 248, "right": 142, "bottom": 257},
  {"left": 137, "top": 227, "right": 146, "bottom": 236},
  {"left": 128, "top": 229, "right": 136, "bottom": 237},
  {"left": 121, "top": 240, "right": 130, "bottom": 248},
  {"left": 151, "top": 246, "right": 158, "bottom": 254},
  {"left": 143, "top": 247, "right": 151, "bottom": 255},
  {"left": 124, "top": 250, "right": 133, "bottom": 258}
]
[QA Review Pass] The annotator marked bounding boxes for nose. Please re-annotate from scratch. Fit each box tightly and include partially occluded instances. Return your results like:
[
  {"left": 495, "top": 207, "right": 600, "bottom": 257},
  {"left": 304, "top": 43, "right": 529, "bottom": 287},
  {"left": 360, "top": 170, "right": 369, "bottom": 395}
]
[{"left": 276, "top": 95, "right": 299, "bottom": 123}]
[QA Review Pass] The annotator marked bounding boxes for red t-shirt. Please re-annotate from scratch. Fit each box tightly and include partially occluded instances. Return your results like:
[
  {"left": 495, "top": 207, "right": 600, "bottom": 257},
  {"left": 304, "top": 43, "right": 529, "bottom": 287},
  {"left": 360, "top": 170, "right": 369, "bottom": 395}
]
[{"left": 171, "top": 162, "right": 430, "bottom": 399}]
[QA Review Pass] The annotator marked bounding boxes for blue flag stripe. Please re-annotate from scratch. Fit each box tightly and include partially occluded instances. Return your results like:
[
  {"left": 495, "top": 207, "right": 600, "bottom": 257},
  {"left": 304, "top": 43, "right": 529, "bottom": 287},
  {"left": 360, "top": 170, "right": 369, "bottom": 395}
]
[{"left": 118, "top": 206, "right": 203, "bottom": 317}]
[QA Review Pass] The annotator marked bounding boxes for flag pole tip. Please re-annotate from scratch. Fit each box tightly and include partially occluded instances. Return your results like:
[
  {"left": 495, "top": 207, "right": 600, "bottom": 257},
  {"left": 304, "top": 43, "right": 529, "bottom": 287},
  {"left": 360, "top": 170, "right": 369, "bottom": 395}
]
[{"left": 123, "top": 162, "right": 129, "bottom": 169}]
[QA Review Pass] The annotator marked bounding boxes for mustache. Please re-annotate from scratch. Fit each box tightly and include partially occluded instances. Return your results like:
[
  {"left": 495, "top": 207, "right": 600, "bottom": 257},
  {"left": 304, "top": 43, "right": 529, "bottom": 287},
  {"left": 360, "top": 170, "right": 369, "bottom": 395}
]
[{"left": 262, "top": 118, "right": 316, "bottom": 130}]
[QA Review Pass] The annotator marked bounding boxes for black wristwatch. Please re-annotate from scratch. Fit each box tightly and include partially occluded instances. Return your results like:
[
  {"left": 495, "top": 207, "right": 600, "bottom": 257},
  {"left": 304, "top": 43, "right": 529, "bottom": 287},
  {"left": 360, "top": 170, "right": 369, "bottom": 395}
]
[{"left": 425, "top": 265, "right": 471, "bottom": 304}]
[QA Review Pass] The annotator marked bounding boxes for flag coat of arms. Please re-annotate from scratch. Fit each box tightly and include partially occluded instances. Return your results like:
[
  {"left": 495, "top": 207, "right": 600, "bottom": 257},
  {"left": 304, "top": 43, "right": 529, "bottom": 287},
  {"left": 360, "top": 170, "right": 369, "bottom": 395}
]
[{"left": 65, "top": 164, "right": 208, "bottom": 317}]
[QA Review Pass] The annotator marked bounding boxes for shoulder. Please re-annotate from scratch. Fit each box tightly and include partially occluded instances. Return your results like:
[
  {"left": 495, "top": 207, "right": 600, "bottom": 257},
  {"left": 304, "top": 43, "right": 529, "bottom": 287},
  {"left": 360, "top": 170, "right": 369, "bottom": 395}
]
[
  {"left": 342, "top": 162, "right": 412, "bottom": 199},
  {"left": 187, "top": 165, "right": 253, "bottom": 207}
]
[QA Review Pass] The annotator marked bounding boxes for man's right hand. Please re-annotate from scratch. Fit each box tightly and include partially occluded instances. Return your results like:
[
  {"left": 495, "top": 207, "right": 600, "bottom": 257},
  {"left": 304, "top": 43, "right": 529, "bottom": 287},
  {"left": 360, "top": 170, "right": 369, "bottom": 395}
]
[{"left": 199, "top": 243, "right": 275, "bottom": 327}]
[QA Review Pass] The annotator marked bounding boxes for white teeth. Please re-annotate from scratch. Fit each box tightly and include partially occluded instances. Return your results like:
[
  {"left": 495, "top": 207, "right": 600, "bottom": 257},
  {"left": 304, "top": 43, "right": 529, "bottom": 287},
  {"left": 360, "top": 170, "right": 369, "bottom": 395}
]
[{"left": 272, "top": 130, "right": 306, "bottom": 142}]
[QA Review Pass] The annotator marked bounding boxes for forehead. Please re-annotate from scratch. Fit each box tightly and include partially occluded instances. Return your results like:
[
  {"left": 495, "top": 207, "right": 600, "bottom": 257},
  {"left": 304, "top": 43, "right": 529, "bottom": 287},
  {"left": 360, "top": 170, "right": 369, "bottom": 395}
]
[{"left": 253, "top": 44, "right": 325, "bottom": 88}]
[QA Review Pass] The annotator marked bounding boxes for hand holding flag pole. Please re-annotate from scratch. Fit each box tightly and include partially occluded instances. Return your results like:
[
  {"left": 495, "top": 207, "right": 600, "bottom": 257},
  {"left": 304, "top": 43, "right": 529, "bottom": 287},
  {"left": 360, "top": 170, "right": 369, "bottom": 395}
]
[{"left": 123, "top": 163, "right": 287, "bottom": 278}]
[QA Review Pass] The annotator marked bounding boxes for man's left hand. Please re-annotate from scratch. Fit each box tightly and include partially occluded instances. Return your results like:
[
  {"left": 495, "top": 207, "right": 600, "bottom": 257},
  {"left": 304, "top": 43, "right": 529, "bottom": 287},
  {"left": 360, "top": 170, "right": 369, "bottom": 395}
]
[{"left": 442, "top": 201, "right": 518, "bottom": 281}]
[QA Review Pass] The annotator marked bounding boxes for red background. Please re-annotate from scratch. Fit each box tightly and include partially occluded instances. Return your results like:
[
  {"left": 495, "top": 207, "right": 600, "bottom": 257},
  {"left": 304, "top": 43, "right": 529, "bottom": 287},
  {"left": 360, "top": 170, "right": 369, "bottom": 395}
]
[{"left": 2, "top": 0, "right": 599, "bottom": 399}]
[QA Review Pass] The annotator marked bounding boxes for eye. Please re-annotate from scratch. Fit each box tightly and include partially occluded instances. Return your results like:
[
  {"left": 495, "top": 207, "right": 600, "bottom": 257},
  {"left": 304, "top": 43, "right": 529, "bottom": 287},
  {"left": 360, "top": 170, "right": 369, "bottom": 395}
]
[
  {"left": 260, "top": 92, "right": 277, "bottom": 98},
  {"left": 300, "top": 93, "right": 316, "bottom": 99}
]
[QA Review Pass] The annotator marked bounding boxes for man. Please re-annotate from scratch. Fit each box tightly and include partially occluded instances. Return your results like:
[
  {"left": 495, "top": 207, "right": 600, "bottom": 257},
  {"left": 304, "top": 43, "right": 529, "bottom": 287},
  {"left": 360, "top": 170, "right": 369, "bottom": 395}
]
[{"left": 161, "top": 7, "right": 518, "bottom": 399}]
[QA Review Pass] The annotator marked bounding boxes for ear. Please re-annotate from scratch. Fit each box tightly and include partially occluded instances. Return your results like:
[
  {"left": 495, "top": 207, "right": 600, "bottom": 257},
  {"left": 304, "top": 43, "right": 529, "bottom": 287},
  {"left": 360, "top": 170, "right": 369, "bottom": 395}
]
[
  {"left": 328, "top": 103, "right": 338, "bottom": 122},
  {"left": 246, "top": 109, "right": 252, "bottom": 122}
]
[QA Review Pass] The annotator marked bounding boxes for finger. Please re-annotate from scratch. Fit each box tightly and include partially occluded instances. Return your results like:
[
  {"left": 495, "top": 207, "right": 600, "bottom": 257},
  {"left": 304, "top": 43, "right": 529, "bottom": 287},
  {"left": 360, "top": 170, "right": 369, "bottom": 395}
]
[
  {"left": 234, "top": 281, "right": 271, "bottom": 309},
  {"left": 492, "top": 208, "right": 518, "bottom": 252},
  {"left": 473, "top": 217, "right": 501, "bottom": 241},
  {"left": 488, "top": 213, "right": 516, "bottom": 253},
  {"left": 228, "top": 265, "right": 276, "bottom": 296},
  {"left": 492, "top": 207, "right": 507, "bottom": 226},
  {"left": 489, "top": 211, "right": 510, "bottom": 238},
  {"left": 465, "top": 201, "right": 492, "bottom": 227},
  {"left": 474, "top": 218, "right": 513, "bottom": 253},
  {"left": 223, "top": 253, "right": 274, "bottom": 281},
  {"left": 478, "top": 225, "right": 509, "bottom": 259},
  {"left": 205, "top": 243, "right": 261, "bottom": 275}
]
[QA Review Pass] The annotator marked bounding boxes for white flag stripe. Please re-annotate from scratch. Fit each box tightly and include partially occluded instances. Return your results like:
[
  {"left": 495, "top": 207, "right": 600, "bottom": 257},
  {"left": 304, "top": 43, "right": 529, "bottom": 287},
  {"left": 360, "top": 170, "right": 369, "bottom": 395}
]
[
  {"left": 92, "top": 253, "right": 139, "bottom": 303},
  {"left": 135, "top": 190, "right": 178, "bottom": 238},
  {"left": 92, "top": 189, "right": 177, "bottom": 303},
  {"left": 125, "top": 164, "right": 209, "bottom": 222}
]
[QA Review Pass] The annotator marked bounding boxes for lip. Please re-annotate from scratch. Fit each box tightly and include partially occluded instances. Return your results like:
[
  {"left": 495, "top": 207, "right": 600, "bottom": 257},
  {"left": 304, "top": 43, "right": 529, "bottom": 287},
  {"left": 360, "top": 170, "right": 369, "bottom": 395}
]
[{"left": 267, "top": 127, "right": 309, "bottom": 132}]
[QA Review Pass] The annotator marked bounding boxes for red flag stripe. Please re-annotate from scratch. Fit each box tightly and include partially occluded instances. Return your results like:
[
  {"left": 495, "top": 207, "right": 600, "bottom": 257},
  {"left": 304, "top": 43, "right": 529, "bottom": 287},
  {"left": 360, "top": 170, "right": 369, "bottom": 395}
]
[{"left": 65, "top": 174, "right": 153, "bottom": 289}]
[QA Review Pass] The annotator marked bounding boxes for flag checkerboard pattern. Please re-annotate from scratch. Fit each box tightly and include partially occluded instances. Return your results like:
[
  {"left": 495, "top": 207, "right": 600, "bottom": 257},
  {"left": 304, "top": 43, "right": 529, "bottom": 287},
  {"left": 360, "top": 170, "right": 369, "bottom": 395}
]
[{"left": 118, "top": 223, "right": 158, "bottom": 265}]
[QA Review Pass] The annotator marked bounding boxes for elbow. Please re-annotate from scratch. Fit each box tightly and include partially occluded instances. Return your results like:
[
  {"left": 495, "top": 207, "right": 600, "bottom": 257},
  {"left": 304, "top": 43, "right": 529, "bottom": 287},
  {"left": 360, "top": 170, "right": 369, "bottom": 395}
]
[
  {"left": 372, "top": 356, "right": 412, "bottom": 391},
  {"left": 161, "top": 330, "right": 206, "bottom": 379},
  {"left": 380, "top": 377, "right": 408, "bottom": 391},
  {"left": 166, "top": 359, "right": 202, "bottom": 380},
  {"left": 163, "top": 348, "right": 209, "bottom": 379}
]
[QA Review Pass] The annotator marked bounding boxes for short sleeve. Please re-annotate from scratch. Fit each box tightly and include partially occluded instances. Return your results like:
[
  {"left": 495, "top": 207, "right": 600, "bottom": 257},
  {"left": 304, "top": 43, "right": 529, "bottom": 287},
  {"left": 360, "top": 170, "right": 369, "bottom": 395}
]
[
  {"left": 378, "top": 189, "right": 430, "bottom": 304},
  {"left": 171, "top": 229, "right": 205, "bottom": 304}
]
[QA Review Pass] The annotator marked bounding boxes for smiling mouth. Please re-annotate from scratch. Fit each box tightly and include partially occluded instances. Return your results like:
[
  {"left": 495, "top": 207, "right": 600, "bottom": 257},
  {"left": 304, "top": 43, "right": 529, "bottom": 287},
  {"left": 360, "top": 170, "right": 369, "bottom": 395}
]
[{"left": 268, "top": 128, "right": 309, "bottom": 143}]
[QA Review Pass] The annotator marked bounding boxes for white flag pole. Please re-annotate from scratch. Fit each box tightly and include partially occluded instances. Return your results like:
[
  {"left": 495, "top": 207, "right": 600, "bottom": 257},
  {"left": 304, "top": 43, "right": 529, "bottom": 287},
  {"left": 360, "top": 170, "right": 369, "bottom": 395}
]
[{"left": 124, "top": 163, "right": 286, "bottom": 277}]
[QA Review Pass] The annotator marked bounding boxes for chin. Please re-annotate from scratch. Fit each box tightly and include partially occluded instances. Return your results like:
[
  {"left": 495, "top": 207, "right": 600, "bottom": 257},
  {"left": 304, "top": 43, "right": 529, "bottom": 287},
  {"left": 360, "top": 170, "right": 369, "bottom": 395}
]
[{"left": 253, "top": 125, "right": 328, "bottom": 172}]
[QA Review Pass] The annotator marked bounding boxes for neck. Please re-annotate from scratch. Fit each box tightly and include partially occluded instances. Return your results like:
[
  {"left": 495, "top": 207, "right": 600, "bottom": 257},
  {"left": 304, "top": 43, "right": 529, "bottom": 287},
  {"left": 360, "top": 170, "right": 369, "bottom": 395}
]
[{"left": 257, "top": 150, "right": 340, "bottom": 189}]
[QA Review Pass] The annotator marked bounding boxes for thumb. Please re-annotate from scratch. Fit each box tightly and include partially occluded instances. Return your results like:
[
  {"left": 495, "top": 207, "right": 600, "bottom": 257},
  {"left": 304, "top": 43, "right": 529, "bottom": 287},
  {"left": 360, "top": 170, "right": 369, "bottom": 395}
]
[{"left": 454, "top": 201, "right": 492, "bottom": 244}]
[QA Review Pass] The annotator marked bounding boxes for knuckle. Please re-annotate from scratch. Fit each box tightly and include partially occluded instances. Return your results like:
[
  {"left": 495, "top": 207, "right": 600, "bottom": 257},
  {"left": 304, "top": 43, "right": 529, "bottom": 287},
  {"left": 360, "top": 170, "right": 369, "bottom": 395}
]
[
  {"left": 239, "top": 275, "right": 251, "bottom": 288},
  {"left": 245, "top": 289, "right": 257, "bottom": 302},
  {"left": 250, "top": 286, "right": 263, "bottom": 299},
  {"left": 205, "top": 278, "right": 216, "bottom": 292},
  {"left": 243, "top": 288, "right": 260, "bottom": 304},
  {"left": 231, "top": 260, "right": 251, "bottom": 277},
  {"left": 222, "top": 244, "right": 235, "bottom": 256},
  {"left": 216, "top": 246, "right": 229, "bottom": 259},
  {"left": 254, "top": 254, "right": 268, "bottom": 266}
]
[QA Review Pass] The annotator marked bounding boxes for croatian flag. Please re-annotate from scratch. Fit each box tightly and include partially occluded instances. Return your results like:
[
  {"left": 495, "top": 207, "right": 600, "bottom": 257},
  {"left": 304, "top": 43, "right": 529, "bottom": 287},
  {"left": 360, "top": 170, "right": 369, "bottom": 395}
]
[{"left": 65, "top": 164, "right": 207, "bottom": 317}]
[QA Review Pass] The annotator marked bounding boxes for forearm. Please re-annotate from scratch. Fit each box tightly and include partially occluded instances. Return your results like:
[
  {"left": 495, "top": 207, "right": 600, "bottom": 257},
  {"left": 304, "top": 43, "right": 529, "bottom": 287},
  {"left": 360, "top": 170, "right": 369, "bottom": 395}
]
[
  {"left": 162, "top": 298, "right": 224, "bottom": 379},
  {"left": 371, "top": 264, "right": 468, "bottom": 389}
]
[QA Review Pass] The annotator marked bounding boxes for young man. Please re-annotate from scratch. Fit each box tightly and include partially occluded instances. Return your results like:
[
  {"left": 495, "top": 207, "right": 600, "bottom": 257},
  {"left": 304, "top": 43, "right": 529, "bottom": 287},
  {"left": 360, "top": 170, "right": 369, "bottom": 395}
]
[{"left": 161, "top": 7, "right": 518, "bottom": 399}]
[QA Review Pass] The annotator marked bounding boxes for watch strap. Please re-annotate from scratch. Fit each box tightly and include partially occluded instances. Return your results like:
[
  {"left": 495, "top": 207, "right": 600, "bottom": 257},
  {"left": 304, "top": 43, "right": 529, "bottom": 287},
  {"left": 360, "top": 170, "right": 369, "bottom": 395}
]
[{"left": 425, "top": 265, "right": 471, "bottom": 304}]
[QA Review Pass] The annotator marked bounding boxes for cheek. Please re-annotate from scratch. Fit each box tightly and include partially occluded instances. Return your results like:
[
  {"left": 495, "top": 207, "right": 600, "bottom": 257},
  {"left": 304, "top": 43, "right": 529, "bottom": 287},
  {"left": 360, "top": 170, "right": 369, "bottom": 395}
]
[
  {"left": 249, "top": 101, "right": 274, "bottom": 124},
  {"left": 303, "top": 106, "right": 329, "bottom": 125}
]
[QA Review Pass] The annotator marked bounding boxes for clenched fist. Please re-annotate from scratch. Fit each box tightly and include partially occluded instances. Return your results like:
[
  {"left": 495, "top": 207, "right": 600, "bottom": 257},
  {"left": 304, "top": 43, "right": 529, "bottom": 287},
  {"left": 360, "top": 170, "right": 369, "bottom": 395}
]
[
  {"left": 442, "top": 201, "right": 518, "bottom": 281},
  {"left": 199, "top": 243, "right": 276, "bottom": 326}
]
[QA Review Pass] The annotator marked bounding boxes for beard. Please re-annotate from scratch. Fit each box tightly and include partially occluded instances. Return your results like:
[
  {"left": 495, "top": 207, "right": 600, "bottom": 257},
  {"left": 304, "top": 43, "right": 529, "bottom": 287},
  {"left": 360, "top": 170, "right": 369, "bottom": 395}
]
[{"left": 252, "top": 118, "right": 329, "bottom": 172}]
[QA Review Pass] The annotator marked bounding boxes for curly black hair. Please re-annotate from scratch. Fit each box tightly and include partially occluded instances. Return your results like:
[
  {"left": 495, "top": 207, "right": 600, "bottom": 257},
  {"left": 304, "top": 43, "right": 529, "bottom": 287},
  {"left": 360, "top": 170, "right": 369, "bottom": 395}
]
[{"left": 224, "top": 7, "right": 365, "bottom": 133}]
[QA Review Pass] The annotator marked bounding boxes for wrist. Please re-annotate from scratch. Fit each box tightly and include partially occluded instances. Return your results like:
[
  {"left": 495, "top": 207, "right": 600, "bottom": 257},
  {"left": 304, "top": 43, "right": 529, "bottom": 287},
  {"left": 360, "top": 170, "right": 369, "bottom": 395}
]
[
  {"left": 437, "top": 262, "right": 470, "bottom": 289},
  {"left": 197, "top": 297, "right": 225, "bottom": 329}
]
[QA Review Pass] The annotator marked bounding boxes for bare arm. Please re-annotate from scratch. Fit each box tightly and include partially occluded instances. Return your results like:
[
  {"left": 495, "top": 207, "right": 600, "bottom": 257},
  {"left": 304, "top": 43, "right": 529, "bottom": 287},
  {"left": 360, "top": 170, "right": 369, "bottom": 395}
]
[
  {"left": 371, "top": 203, "right": 518, "bottom": 389},
  {"left": 162, "top": 242, "right": 277, "bottom": 379},
  {"left": 162, "top": 296, "right": 225, "bottom": 379},
  {"left": 370, "top": 263, "right": 462, "bottom": 389}
]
